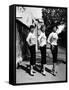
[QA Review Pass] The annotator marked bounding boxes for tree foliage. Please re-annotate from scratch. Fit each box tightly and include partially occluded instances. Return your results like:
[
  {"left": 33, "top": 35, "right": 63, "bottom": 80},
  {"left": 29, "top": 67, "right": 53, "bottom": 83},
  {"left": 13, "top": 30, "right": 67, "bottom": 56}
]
[
  {"left": 42, "top": 8, "right": 67, "bottom": 29},
  {"left": 42, "top": 7, "right": 67, "bottom": 47}
]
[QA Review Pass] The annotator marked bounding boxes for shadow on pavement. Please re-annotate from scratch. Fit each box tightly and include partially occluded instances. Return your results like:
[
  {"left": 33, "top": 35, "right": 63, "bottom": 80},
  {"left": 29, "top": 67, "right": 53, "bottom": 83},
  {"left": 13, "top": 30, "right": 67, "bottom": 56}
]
[
  {"left": 56, "top": 59, "right": 66, "bottom": 65},
  {"left": 16, "top": 58, "right": 66, "bottom": 76},
  {"left": 17, "top": 64, "right": 31, "bottom": 75}
]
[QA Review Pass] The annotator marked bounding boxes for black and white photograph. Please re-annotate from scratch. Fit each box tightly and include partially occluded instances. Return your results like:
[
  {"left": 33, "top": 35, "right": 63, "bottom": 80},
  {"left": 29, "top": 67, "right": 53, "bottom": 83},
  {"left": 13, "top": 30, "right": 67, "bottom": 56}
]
[{"left": 16, "top": 5, "right": 67, "bottom": 84}]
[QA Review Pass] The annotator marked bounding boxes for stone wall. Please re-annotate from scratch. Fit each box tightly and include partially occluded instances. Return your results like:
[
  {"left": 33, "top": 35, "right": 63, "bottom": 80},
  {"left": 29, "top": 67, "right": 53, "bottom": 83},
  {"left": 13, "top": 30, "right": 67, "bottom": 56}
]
[{"left": 16, "top": 21, "right": 30, "bottom": 66}]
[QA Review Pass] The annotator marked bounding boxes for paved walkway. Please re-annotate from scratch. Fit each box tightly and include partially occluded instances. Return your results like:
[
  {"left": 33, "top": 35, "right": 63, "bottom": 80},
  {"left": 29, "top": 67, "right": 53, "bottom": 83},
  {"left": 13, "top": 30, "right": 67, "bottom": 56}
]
[{"left": 16, "top": 46, "right": 66, "bottom": 84}]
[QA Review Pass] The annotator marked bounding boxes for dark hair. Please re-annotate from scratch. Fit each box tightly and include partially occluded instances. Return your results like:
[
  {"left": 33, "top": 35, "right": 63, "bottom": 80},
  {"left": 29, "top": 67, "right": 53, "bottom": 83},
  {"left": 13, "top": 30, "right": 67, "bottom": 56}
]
[
  {"left": 53, "top": 25, "right": 58, "bottom": 29},
  {"left": 51, "top": 24, "right": 58, "bottom": 30},
  {"left": 41, "top": 25, "right": 46, "bottom": 31},
  {"left": 30, "top": 25, "right": 35, "bottom": 29}
]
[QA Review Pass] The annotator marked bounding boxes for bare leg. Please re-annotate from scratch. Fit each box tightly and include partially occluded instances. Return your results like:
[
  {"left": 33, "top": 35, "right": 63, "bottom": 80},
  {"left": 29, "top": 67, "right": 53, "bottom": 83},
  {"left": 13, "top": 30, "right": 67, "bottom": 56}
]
[
  {"left": 30, "top": 65, "right": 34, "bottom": 76},
  {"left": 51, "top": 63, "right": 57, "bottom": 76},
  {"left": 41, "top": 64, "right": 46, "bottom": 76}
]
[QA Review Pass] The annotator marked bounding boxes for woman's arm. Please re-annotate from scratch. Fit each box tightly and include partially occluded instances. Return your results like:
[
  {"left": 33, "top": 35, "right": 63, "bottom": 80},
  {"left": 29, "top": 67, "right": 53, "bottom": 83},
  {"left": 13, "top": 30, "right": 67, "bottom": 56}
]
[
  {"left": 47, "top": 33, "right": 52, "bottom": 44},
  {"left": 26, "top": 33, "right": 31, "bottom": 45},
  {"left": 38, "top": 34, "right": 42, "bottom": 44}
]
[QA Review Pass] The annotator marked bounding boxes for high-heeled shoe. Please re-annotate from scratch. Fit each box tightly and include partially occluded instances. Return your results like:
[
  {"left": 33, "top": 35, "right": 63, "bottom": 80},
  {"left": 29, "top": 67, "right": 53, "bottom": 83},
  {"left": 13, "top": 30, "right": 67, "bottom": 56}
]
[
  {"left": 41, "top": 70, "right": 46, "bottom": 76},
  {"left": 51, "top": 69, "right": 57, "bottom": 76},
  {"left": 30, "top": 70, "right": 34, "bottom": 76}
]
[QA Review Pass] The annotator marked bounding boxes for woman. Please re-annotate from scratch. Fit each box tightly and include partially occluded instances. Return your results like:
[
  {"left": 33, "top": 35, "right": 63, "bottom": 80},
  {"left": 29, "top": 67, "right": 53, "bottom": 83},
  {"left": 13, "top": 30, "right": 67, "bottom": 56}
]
[
  {"left": 38, "top": 25, "right": 47, "bottom": 76},
  {"left": 26, "top": 25, "right": 36, "bottom": 76},
  {"left": 48, "top": 25, "right": 58, "bottom": 75}
]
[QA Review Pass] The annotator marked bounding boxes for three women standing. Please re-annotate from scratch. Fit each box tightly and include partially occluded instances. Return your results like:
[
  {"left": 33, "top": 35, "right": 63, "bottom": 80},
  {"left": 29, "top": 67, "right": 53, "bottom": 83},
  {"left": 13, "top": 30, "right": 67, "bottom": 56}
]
[{"left": 26, "top": 24, "right": 58, "bottom": 76}]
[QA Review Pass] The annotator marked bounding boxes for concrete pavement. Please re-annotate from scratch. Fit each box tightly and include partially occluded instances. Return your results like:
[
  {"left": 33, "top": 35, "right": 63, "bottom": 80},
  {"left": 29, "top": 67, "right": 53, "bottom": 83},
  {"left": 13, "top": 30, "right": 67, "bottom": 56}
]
[{"left": 16, "top": 46, "right": 66, "bottom": 84}]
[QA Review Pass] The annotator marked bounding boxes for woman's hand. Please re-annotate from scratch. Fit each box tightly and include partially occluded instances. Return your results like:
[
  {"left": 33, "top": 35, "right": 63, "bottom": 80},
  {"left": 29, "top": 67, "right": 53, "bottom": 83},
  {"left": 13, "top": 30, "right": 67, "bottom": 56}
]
[{"left": 52, "top": 45, "right": 55, "bottom": 50}]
